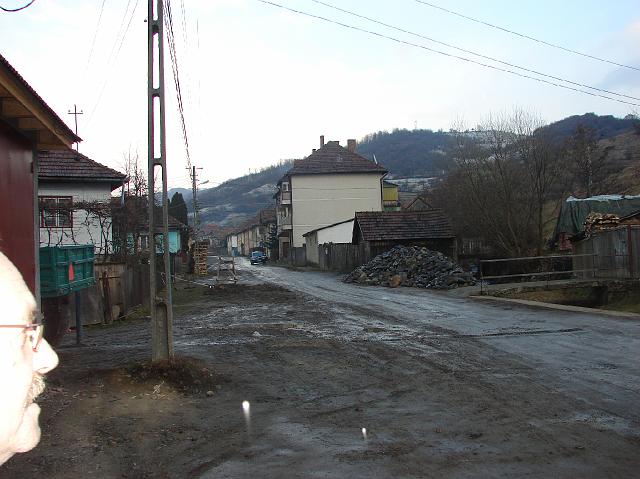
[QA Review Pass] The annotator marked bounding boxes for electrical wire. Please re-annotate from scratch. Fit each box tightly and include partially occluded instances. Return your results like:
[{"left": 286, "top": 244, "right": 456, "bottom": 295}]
[
  {"left": 412, "top": 0, "right": 640, "bottom": 72},
  {"left": 256, "top": 0, "right": 640, "bottom": 108},
  {"left": 310, "top": 0, "right": 639, "bottom": 102},
  {"left": 164, "top": 0, "right": 192, "bottom": 173},
  {"left": 85, "top": 0, "right": 107, "bottom": 72},
  {"left": 85, "top": 0, "right": 140, "bottom": 128},
  {"left": 0, "top": 0, "right": 36, "bottom": 12}
]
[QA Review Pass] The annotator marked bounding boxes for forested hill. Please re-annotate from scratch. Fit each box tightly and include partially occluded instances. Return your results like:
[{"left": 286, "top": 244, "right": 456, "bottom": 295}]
[
  {"left": 357, "top": 129, "right": 453, "bottom": 178},
  {"left": 538, "top": 113, "right": 638, "bottom": 144},
  {"left": 196, "top": 161, "right": 293, "bottom": 225},
  {"left": 192, "top": 113, "right": 637, "bottom": 227},
  {"left": 357, "top": 114, "right": 638, "bottom": 177}
]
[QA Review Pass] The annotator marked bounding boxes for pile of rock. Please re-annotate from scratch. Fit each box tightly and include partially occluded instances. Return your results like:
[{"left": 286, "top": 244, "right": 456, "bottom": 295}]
[{"left": 343, "top": 245, "right": 476, "bottom": 290}]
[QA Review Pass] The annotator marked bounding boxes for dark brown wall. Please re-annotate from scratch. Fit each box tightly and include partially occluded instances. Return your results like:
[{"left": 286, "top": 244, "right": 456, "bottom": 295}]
[{"left": 0, "top": 121, "right": 36, "bottom": 293}]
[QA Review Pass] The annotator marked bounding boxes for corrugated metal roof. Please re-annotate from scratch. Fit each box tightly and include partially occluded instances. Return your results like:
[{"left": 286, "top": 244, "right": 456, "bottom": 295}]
[{"left": 354, "top": 210, "right": 454, "bottom": 242}]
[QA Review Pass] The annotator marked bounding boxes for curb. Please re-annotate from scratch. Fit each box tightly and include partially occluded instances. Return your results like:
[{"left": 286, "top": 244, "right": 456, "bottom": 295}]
[{"left": 470, "top": 295, "right": 640, "bottom": 319}]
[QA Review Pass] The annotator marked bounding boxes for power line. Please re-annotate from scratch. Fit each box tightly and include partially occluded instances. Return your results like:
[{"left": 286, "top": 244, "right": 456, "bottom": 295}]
[
  {"left": 164, "top": 0, "right": 192, "bottom": 172},
  {"left": 255, "top": 0, "right": 640, "bottom": 108},
  {"left": 85, "top": 0, "right": 107, "bottom": 72},
  {"left": 412, "top": 0, "right": 640, "bottom": 72},
  {"left": 310, "top": 0, "right": 639, "bottom": 102},
  {"left": 86, "top": 0, "right": 140, "bottom": 128},
  {"left": 0, "top": 0, "right": 36, "bottom": 12}
]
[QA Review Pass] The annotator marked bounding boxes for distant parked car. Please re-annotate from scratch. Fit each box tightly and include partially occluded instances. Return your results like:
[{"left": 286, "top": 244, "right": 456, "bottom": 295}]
[{"left": 250, "top": 251, "right": 267, "bottom": 265}]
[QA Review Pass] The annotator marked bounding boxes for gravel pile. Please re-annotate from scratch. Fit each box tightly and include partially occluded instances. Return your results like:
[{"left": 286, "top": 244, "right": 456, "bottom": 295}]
[{"left": 343, "top": 245, "right": 476, "bottom": 289}]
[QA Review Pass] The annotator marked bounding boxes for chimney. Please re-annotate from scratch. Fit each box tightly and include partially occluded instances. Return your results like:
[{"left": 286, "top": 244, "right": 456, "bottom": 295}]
[
  {"left": 347, "top": 139, "right": 356, "bottom": 152},
  {"left": 320, "top": 135, "right": 325, "bottom": 147},
  {"left": 312, "top": 148, "right": 316, "bottom": 154}
]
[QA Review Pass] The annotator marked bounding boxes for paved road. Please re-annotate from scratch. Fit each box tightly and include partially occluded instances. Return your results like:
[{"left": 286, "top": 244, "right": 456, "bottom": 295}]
[{"left": 221, "top": 259, "right": 640, "bottom": 477}]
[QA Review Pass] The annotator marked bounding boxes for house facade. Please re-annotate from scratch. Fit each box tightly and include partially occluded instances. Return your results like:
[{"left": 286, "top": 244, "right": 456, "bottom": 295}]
[
  {"left": 276, "top": 136, "right": 387, "bottom": 259},
  {"left": 382, "top": 180, "right": 401, "bottom": 211},
  {"left": 303, "top": 218, "right": 354, "bottom": 264},
  {"left": 227, "top": 208, "right": 277, "bottom": 258},
  {"left": 0, "top": 53, "right": 79, "bottom": 296},
  {"left": 38, "top": 150, "right": 126, "bottom": 256}
]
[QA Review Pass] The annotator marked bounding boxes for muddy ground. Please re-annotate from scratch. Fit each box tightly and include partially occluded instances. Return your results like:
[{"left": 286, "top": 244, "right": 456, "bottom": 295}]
[{"left": 1, "top": 266, "right": 639, "bottom": 478}]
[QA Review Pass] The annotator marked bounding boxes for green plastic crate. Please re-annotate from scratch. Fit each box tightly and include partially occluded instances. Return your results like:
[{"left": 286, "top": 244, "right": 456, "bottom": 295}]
[{"left": 40, "top": 245, "right": 96, "bottom": 298}]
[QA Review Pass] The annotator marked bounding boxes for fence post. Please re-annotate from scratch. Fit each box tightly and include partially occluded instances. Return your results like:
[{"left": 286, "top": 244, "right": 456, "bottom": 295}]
[{"left": 628, "top": 225, "right": 634, "bottom": 279}]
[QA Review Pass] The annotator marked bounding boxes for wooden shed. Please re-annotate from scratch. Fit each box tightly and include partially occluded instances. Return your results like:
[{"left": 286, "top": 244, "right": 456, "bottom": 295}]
[{"left": 352, "top": 210, "right": 457, "bottom": 259}]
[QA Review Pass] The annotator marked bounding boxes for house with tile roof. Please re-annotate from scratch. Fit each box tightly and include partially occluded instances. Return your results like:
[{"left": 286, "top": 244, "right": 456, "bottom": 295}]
[
  {"left": 0, "top": 53, "right": 79, "bottom": 296},
  {"left": 38, "top": 150, "right": 126, "bottom": 256},
  {"left": 275, "top": 136, "right": 387, "bottom": 259}
]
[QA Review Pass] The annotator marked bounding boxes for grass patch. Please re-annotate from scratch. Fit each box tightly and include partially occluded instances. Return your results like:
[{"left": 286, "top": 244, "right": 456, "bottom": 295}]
[{"left": 603, "top": 296, "right": 640, "bottom": 314}]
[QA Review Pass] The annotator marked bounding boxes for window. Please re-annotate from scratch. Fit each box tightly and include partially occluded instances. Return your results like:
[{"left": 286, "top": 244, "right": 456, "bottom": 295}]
[
  {"left": 282, "top": 182, "right": 289, "bottom": 192},
  {"left": 39, "top": 196, "right": 73, "bottom": 228}
]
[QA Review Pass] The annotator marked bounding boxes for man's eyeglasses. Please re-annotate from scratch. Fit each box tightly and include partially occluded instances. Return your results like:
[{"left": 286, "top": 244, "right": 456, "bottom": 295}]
[{"left": 0, "top": 323, "right": 44, "bottom": 352}]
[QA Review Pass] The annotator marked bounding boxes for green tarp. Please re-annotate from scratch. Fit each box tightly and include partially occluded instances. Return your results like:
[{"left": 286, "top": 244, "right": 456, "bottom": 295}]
[{"left": 553, "top": 195, "right": 640, "bottom": 240}]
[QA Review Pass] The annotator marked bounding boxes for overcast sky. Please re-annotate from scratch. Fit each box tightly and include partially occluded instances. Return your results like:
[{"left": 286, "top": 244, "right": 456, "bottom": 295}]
[{"left": 1, "top": 0, "right": 639, "bottom": 188}]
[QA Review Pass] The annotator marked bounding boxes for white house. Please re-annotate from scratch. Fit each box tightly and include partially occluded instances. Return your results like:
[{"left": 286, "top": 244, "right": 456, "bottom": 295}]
[
  {"left": 303, "top": 218, "right": 354, "bottom": 264},
  {"left": 275, "top": 136, "right": 387, "bottom": 259},
  {"left": 38, "top": 150, "right": 126, "bottom": 256}
]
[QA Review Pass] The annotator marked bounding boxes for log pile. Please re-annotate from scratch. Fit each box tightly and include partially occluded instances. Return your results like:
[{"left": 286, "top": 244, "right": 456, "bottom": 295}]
[
  {"left": 584, "top": 212, "right": 619, "bottom": 235},
  {"left": 343, "top": 245, "right": 476, "bottom": 290}
]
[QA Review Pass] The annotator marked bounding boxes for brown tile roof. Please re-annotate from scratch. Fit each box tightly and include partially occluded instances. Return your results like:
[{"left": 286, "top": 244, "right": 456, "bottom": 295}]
[
  {"left": 354, "top": 210, "right": 454, "bottom": 242},
  {"left": 38, "top": 150, "right": 126, "bottom": 189},
  {"left": 286, "top": 141, "right": 387, "bottom": 176}
]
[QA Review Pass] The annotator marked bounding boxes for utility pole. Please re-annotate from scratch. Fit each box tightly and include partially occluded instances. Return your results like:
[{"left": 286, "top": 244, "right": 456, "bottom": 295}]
[
  {"left": 188, "top": 165, "right": 203, "bottom": 240},
  {"left": 67, "top": 104, "right": 83, "bottom": 151},
  {"left": 148, "top": 0, "right": 174, "bottom": 361},
  {"left": 189, "top": 165, "right": 208, "bottom": 276}
]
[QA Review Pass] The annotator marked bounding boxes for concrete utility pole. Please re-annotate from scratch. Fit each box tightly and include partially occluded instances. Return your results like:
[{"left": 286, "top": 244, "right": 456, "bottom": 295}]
[
  {"left": 67, "top": 104, "right": 83, "bottom": 151},
  {"left": 147, "top": 0, "right": 174, "bottom": 361}
]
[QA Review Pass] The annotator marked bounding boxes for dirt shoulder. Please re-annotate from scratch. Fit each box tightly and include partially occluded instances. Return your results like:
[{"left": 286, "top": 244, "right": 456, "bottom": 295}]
[{"left": 2, "top": 270, "right": 639, "bottom": 478}]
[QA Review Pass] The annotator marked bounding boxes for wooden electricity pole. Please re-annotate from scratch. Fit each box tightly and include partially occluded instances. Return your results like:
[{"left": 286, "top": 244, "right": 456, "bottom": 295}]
[
  {"left": 148, "top": 0, "right": 174, "bottom": 361},
  {"left": 67, "top": 104, "right": 83, "bottom": 151}
]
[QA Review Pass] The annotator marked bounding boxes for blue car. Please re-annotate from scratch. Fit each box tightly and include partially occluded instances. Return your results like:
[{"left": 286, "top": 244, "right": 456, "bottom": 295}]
[{"left": 250, "top": 251, "right": 267, "bottom": 265}]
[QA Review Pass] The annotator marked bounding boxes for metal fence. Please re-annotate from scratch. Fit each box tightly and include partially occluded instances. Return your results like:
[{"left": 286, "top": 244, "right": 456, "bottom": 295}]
[
  {"left": 479, "top": 250, "right": 637, "bottom": 294},
  {"left": 479, "top": 254, "right": 597, "bottom": 294}
]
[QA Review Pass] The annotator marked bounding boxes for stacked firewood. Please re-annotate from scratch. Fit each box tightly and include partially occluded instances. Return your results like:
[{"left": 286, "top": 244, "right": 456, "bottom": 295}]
[{"left": 583, "top": 212, "right": 619, "bottom": 235}]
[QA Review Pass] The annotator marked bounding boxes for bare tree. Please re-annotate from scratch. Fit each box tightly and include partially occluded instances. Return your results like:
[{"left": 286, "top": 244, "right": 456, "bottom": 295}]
[
  {"left": 431, "top": 109, "right": 564, "bottom": 257},
  {"left": 566, "top": 124, "right": 606, "bottom": 197}
]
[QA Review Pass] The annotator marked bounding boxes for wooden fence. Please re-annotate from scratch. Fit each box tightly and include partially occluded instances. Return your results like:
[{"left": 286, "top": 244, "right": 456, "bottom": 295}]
[
  {"left": 317, "top": 242, "right": 370, "bottom": 273},
  {"left": 574, "top": 226, "right": 640, "bottom": 279}
]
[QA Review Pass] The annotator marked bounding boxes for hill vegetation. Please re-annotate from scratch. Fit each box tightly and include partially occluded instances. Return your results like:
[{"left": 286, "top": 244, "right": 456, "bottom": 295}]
[
  {"left": 193, "top": 113, "right": 639, "bottom": 232},
  {"left": 357, "top": 129, "right": 453, "bottom": 177},
  {"left": 197, "top": 161, "right": 292, "bottom": 225}
]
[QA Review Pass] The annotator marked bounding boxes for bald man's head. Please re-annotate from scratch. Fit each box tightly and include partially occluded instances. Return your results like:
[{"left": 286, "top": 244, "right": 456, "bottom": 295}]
[{"left": 0, "top": 252, "right": 58, "bottom": 465}]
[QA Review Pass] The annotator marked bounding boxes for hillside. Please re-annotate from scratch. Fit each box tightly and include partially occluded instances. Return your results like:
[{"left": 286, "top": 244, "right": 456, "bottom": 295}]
[
  {"left": 197, "top": 161, "right": 292, "bottom": 226},
  {"left": 537, "top": 112, "right": 638, "bottom": 144},
  {"left": 193, "top": 113, "right": 639, "bottom": 228},
  {"left": 357, "top": 129, "right": 454, "bottom": 178}
]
